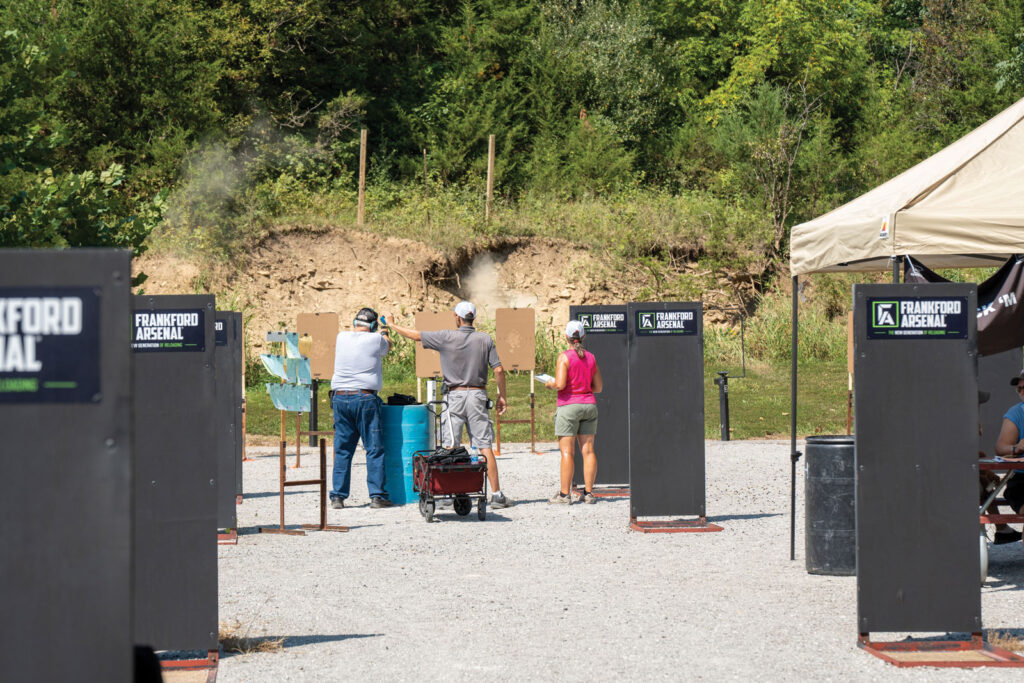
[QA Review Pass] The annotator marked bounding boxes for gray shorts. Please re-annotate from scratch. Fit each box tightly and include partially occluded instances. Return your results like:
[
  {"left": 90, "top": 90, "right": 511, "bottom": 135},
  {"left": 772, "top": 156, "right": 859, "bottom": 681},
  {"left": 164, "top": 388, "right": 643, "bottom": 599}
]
[
  {"left": 441, "top": 389, "right": 494, "bottom": 449},
  {"left": 555, "top": 403, "right": 598, "bottom": 437}
]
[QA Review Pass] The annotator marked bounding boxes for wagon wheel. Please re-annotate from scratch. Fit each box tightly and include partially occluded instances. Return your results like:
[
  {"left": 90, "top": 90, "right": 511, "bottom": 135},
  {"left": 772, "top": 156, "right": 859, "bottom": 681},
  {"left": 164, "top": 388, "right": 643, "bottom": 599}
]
[
  {"left": 477, "top": 497, "right": 486, "bottom": 520},
  {"left": 454, "top": 494, "right": 472, "bottom": 516},
  {"left": 418, "top": 494, "right": 428, "bottom": 518},
  {"left": 424, "top": 500, "right": 435, "bottom": 523}
]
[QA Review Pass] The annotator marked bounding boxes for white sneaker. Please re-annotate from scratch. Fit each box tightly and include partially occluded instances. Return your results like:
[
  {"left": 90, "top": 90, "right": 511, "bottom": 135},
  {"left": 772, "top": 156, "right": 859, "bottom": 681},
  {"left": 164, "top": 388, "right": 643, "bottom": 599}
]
[{"left": 491, "top": 492, "right": 514, "bottom": 509}]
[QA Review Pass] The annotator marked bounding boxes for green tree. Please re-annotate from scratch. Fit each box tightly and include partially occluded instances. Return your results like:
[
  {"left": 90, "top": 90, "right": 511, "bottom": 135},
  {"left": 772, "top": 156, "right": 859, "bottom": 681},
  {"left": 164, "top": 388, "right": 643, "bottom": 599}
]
[
  {"left": 0, "top": 29, "right": 163, "bottom": 263},
  {"left": 996, "top": 29, "right": 1024, "bottom": 93},
  {"left": 399, "top": 1, "right": 535, "bottom": 185},
  {"left": 702, "top": 0, "right": 877, "bottom": 124}
]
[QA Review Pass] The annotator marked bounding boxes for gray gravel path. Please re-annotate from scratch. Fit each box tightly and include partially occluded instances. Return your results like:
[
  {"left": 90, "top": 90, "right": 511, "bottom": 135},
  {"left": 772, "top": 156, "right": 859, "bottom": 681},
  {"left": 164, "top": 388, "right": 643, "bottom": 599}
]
[{"left": 217, "top": 440, "right": 1024, "bottom": 681}]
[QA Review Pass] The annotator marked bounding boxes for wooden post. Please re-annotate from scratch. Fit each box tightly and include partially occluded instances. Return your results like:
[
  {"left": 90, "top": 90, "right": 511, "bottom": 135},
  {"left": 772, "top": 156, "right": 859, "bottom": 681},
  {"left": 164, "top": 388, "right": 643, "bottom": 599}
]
[
  {"left": 357, "top": 128, "right": 368, "bottom": 226},
  {"left": 279, "top": 412, "right": 285, "bottom": 523},
  {"left": 423, "top": 148, "right": 431, "bottom": 226},
  {"left": 485, "top": 134, "right": 495, "bottom": 221}
]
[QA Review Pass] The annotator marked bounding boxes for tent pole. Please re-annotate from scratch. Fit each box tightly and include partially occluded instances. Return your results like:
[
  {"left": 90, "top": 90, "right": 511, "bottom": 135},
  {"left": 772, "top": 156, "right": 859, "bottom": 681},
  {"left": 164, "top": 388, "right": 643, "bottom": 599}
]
[{"left": 790, "top": 275, "right": 800, "bottom": 561}]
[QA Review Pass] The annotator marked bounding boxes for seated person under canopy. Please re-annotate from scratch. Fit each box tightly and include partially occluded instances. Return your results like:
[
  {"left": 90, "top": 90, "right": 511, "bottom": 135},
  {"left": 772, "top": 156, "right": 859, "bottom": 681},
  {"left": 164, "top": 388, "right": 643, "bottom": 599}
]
[{"left": 990, "top": 371, "right": 1024, "bottom": 545}]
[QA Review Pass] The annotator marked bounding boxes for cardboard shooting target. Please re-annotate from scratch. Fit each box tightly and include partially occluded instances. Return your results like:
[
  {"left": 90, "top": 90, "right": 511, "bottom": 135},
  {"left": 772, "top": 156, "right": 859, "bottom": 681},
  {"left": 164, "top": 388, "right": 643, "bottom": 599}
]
[
  {"left": 496, "top": 308, "right": 535, "bottom": 371},
  {"left": 297, "top": 312, "right": 339, "bottom": 380},
  {"left": 414, "top": 311, "right": 453, "bottom": 378}
]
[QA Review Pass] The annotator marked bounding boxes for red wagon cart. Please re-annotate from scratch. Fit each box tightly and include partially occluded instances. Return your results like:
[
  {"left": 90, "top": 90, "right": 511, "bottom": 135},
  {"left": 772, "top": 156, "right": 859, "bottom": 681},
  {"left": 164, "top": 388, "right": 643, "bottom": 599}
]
[{"left": 413, "top": 449, "right": 487, "bottom": 522}]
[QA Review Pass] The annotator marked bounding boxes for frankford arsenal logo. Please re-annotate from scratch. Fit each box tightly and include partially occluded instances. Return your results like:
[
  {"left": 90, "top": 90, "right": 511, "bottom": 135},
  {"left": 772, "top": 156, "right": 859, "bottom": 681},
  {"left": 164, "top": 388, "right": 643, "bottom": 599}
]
[
  {"left": 873, "top": 302, "right": 898, "bottom": 328},
  {"left": 867, "top": 296, "right": 968, "bottom": 339}
]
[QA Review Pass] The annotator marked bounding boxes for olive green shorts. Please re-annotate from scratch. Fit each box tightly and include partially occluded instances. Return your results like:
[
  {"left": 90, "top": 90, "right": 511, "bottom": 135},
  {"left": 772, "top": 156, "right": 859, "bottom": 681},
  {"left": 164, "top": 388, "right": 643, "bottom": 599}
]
[{"left": 554, "top": 403, "right": 598, "bottom": 437}]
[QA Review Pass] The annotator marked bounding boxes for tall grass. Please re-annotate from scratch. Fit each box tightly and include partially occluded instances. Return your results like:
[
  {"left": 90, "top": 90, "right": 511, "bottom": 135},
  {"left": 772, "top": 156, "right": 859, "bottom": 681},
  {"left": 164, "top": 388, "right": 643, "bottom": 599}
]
[{"left": 746, "top": 288, "right": 846, "bottom": 364}]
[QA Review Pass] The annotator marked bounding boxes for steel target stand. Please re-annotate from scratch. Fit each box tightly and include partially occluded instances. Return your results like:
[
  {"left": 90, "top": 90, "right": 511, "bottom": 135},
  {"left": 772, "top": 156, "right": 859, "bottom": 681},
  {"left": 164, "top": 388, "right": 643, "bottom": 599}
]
[
  {"left": 295, "top": 415, "right": 334, "bottom": 468},
  {"left": 494, "top": 370, "right": 537, "bottom": 456},
  {"left": 259, "top": 438, "right": 349, "bottom": 536}
]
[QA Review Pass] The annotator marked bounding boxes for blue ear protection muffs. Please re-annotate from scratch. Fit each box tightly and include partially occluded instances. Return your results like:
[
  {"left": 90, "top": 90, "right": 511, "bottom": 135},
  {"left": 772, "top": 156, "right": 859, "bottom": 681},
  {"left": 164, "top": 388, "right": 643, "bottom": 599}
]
[{"left": 354, "top": 307, "right": 379, "bottom": 331}]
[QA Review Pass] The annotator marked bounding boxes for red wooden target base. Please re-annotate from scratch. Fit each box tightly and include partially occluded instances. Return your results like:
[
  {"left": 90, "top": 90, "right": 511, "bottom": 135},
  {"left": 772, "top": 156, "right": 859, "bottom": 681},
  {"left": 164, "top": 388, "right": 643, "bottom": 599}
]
[
  {"left": 574, "top": 485, "right": 629, "bottom": 499},
  {"left": 217, "top": 530, "right": 237, "bottom": 545},
  {"left": 160, "top": 649, "right": 218, "bottom": 682},
  {"left": 858, "top": 634, "right": 1024, "bottom": 668},
  {"left": 629, "top": 516, "right": 724, "bottom": 533}
]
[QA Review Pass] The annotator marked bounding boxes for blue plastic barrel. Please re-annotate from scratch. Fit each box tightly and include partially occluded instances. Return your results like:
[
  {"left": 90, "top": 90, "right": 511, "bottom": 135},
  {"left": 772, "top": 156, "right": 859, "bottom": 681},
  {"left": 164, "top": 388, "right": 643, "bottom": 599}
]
[{"left": 380, "top": 405, "right": 432, "bottom": 505}]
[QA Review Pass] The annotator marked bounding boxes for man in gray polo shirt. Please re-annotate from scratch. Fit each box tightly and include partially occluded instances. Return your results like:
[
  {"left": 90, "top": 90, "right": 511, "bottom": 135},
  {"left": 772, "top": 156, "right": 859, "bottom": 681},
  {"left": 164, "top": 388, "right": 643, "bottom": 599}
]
[{"left": 385, "top": 301, "right": 514, "bottom": 508}]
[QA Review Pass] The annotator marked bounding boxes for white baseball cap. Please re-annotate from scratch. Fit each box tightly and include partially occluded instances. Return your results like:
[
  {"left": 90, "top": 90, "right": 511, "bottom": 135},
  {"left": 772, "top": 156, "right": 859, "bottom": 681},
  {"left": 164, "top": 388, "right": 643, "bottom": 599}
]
[
  {"left": 565, "top": 320, "right": 586, "bottom": 340},
  {"left": 454, "top": 301, "right": 476, "bottom": 320}
]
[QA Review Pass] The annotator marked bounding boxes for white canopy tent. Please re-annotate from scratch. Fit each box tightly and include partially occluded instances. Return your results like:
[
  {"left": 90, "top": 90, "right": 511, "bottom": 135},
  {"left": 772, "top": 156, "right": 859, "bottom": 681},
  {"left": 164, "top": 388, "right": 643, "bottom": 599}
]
[
  {"left": 784, "top": 95, "right": 1024, "bottom": 559},
  {"left": 790, "top": 95, "right": 1024, "bottom": 276}
]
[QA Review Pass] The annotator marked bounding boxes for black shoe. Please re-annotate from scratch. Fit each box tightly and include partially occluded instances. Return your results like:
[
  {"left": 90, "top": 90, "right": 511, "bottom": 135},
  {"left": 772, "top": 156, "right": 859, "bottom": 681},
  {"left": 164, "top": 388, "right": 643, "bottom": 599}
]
[
  {"left": 370, "top": 497, "right": 394, "bottom": 509},
  {"left": 994, "top": 529, "right": 1022, "bottom": 545},
  {"left": 331, "top": 498, "right": 344, "bottom": 509}
]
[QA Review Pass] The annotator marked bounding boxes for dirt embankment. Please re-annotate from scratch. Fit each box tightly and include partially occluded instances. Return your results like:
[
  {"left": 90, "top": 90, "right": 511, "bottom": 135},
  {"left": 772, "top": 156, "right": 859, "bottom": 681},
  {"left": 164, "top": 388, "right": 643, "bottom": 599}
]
[{"left": 135, "top": 227, "right": 746, "bottom": 349}]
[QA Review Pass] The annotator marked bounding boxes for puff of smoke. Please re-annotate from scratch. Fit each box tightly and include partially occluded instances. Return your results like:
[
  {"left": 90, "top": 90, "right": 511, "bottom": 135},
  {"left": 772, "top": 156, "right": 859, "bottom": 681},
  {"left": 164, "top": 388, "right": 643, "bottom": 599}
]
[{"left": 461, "top": 252, "right": 540, "bottom": 314}]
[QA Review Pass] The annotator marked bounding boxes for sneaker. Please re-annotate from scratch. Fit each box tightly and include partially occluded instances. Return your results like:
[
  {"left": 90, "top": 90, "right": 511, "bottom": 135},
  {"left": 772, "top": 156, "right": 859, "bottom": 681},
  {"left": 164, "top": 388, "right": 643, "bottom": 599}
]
[
  {"left": 582, "top": 491, "right": 597, "bottom": 505},
  {"left": 330, "top": 498, "right": 344, "bottom": 509},
  {"left": 549, "top": 491, "right": 572, "bottom": 505},
  {"left": 369, "top": 497, "right": 394, "bottom": 509},
  {"left": 491, "top": 492, "right": 514, "bottom": 509},
  {"left": 994, "top": 529, "right": 1022, "bottom": 545}
]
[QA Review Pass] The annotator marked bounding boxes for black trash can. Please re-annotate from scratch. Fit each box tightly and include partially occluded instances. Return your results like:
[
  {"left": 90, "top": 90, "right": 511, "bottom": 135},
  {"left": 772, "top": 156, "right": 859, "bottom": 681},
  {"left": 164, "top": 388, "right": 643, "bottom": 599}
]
[{"left": 805, "top": 435, "right": 856, "bottom": 575}]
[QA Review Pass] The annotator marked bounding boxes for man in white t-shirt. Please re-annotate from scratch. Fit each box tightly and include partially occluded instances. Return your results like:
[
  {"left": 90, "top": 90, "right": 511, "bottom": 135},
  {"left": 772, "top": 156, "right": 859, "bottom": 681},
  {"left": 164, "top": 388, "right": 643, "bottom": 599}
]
[{"left": 329, "top": 307, "right": 392, "bottom": 509}]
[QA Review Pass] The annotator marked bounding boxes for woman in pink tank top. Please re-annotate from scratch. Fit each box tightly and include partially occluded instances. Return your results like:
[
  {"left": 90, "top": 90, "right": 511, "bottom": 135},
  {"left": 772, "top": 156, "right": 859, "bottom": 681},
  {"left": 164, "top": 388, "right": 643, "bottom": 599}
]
[{"left": 543, "top": 320, "right": 603, "bottom": 504}]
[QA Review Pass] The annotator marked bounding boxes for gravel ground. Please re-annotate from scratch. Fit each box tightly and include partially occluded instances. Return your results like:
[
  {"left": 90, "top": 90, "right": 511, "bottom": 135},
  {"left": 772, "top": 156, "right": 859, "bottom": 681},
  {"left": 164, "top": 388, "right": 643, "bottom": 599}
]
[{"left": 217, "top": 440, "right": 1024, "bottom": 681}]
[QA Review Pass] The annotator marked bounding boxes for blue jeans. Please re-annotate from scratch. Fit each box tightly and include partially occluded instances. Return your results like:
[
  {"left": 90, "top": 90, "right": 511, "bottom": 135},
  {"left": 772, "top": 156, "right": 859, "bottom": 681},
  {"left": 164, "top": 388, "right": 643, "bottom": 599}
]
[{"left": 331, "top": 393, "right": 387, "bottom": 501}]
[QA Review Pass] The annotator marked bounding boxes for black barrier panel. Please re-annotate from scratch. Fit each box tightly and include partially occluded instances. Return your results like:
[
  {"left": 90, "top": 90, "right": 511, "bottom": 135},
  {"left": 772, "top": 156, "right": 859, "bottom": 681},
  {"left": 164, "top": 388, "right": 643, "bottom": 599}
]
[
  {"left": 215, "top": 311, "right": 243, "bottom": 530},
  {"left": 232, "top": 313, "right": 244, "bottom": 501},
  {"left": 133, "top": 295, "right": 218, "bottom": 651},
  {"left": 569, "top": 305, "right": 629, "bottom": 486},
  {"left": 853, "top": 284, "right": 979, "bottom": 634},
  {"left": 627, "top": 302, "right": 704, "bottom": 517},
  {"left": 1, "top": 249, "right": 133, "bottom": 681},
  {"left": 979, "top": 347, "right": 1022, "bottom": 454}
]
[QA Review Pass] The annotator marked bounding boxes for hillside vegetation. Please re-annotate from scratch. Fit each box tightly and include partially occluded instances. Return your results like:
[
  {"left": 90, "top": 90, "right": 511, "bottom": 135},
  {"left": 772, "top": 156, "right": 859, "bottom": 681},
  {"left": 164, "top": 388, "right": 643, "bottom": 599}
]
[{"left": 4, "top": 1, "right": 1023, "bottom": 262}]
